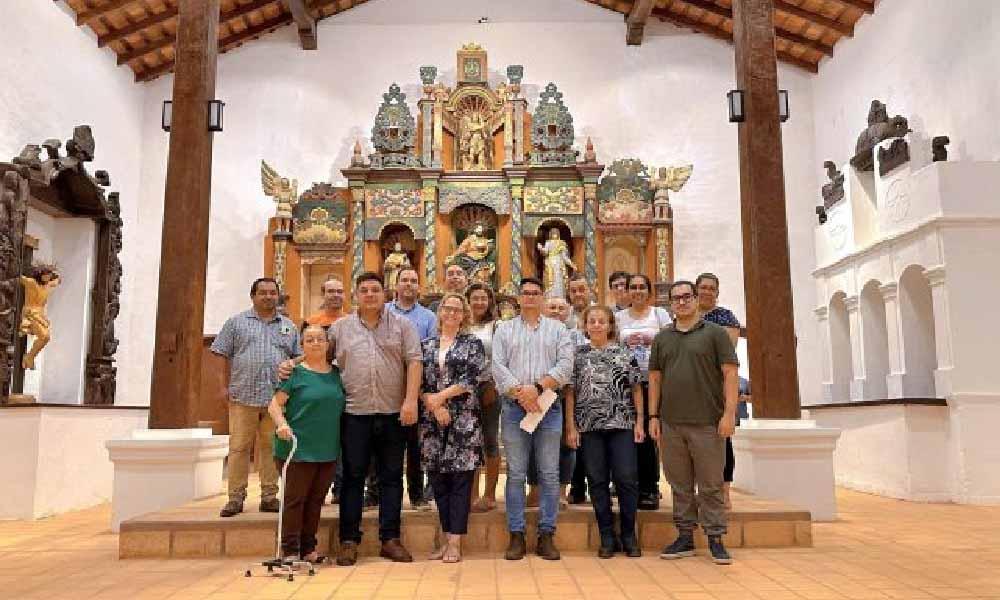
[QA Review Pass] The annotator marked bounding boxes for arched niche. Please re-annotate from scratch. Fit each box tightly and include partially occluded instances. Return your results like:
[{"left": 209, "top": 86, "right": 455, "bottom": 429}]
[
  {"left": 860, "top": 279, "right": 890, "bottom": 399},
  {"left": 829, "top": 291, "right": 853, "bottom": 402},
  {"left": 899, "top": 265, "right": 937, "bottom": 396},
  {"left": 378, "top": 222, "right": 418, "bottom": 299}
]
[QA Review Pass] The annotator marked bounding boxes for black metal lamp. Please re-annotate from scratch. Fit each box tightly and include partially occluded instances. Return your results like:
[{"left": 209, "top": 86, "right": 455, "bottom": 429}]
[
  {"left": 208, "top": 100, "right": 225, "bottom": 132},
  {"left": 779, "top": 89, "right": 790, "bottom": 123},
  {"left": 727, "top": 90, "right": 745, "bottom": 123},
  {"left": 161, "top": 100, "right": 172, "bottom": 132}
]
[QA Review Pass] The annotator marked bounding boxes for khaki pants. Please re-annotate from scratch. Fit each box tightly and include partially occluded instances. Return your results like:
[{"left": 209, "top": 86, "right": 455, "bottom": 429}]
[
  {"left": 659, "top": 423, "right": 727, "bottom": 536},
  {"left": 228, "top": 402, "right": 279, "bottom": 502}
]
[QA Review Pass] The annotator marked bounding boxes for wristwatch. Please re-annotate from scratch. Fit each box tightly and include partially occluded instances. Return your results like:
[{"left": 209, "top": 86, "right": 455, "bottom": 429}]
[{"left": 533, "top": 382, "right": 544, "bottom": 395}]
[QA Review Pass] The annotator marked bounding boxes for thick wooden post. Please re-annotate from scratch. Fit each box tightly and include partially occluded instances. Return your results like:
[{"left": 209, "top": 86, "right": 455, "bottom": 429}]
[
  {"left": 148, "top": 0, "right": 220, "bottom": 428},
  {"left": 732, "top": 0, "right": 801, "bottom": 418}
]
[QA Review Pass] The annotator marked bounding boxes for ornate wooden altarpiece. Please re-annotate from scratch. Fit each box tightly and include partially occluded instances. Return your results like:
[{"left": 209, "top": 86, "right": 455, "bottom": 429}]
[
  {"left": 262, "top": 44, "right": 690, "bottom": 316},
  {"left": 0, "top": 126, "right": 123, "bottom": 405}
]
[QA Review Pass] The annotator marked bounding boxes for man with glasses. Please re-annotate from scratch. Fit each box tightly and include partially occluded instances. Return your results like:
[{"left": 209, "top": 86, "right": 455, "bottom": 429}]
[
  {"left": 648, "top": 280, "right": 739, "bottom": 565},
  {"left": 607, "top": 271, "right": 631, "bottom": 312},
  {"left": 493, "top": 277, "right": 575, "bottom": 561}
]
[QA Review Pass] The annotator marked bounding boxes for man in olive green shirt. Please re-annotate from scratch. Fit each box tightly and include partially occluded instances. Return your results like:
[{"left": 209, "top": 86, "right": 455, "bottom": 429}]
[{"left": 648, "top": 280, "right": 739, "bottom": 565}]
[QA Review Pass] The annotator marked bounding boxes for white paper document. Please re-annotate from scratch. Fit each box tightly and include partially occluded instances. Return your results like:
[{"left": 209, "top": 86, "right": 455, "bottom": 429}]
[{"left": 519, "top": 389, "right": 558, "bottom": 433}]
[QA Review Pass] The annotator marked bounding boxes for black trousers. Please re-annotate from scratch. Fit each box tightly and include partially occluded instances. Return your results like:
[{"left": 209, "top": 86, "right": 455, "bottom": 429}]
[
  {"left": 637, "top": 383, "right": 660, "bottom": 495},
  {"left": 274, "top": 459, "right": 336, "bottom": 557},
  {"left": 404, "top": 424, "right": 427, "bottom": 503},
  {"left": 430, "top": 470, "right": 475, "bottom": 535},
  {"left": 339, "top": 413, "right": 405, "bottom": 543},
  {"left": 724, "top": 436, "right": 735, "bottom": 483},
  {"left": 580, "top": 429, "right": 639, "bottom": 542},
  {"left": 569, "top": 456, "right": 588, "bottom": 499}
]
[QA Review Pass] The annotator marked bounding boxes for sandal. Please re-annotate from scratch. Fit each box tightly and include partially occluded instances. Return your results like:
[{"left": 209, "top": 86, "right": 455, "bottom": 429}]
[
  {"left": 429, "top": 544, "right": 446, "bottom": 560},
  {"left": 442, "top": 543, "right": 462, "bottom": 563},
  {"left": 471, "top": 497, "right": 496, "bottom": 513}
]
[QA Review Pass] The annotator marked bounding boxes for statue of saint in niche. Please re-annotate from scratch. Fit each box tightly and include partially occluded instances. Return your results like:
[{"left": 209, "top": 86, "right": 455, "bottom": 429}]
[
  {"left": 460, "top": 111, "right": 489, "bottom": 171},
  {"left": 19, "top": 263, "right": 61, "bottom": 370},
  {"left": 537, "top": 227, "right": 575, "bottom": 299},
  {"left": 382, "top": 242, "right": 411, "bottom": 291},
  {"left": 446, "top": 223, "right": 495, "bottom": 284}
]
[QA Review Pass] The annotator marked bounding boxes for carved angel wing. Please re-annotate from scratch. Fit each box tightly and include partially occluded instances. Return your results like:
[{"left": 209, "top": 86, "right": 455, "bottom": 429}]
[
  {"left": 260, "top": 159, "right": 283, "bottom": 199},
  {"left": 663, "top": 164, "right": 694, "bottom": 192}
]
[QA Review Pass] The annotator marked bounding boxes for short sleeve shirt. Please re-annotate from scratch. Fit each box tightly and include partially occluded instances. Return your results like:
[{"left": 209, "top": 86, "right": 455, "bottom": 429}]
[
  {"left": 273, "top": 364, "right": 346, "bottom": 462},
  {"left": 328, "top": 307, "right": 422, "bottom": 415},
  {"left": 570, "top": 343, "right": 641, "bottom": 433},
  {"left": 388, "top": 301, "right": 438, "bottom": 340},
  {"left": 210, "top": 309, "right": 302, "bottom": 407},
  {"left": 616, "top": 306, "right": 672, "bottom": 380},
  {"left": 703, "top": 306, "right": 741, "bottom": 329},
  {"left": 649, "top": 320, "right": 739, "bottom": 425}
]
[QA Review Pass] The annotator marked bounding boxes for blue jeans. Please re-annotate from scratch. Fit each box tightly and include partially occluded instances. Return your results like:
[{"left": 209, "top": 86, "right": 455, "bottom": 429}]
[
  {"left": 502, "top": 397, "right": 563, "bottom": 534},
  {"left": 580, "top": 429, "right": 639, "bottom": 543},
  {"left": 527, "top": 443, "right": 576, "bottom": 485}
]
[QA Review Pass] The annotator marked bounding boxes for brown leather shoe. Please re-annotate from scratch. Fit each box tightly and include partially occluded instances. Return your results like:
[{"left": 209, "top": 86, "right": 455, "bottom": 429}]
[
  {"left": 259, "top": 497, "right": 280, "bottom": 512},
  {"left": 379, "top": 538, "right": 413, "bottom": 563},
  {"left": 536, "top": 532, "right": 561, "bottom": 560},
  {"left": 504, "top": 531, "right": 526, "bottom": 560},
  {"left": 336, "top": 541, "right": 358, "bottom": 566},
  {"left": 219, "top": 499, "right": 243, "bottom": 518}
]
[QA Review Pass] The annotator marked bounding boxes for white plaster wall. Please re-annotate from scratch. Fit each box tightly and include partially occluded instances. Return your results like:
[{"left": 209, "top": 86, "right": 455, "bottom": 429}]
[
  {"left": 0, "top": 1, "right": 146, "bottom": 405},
  {"left": 134, "top": 0, "right": 822, "bottom": 407}
]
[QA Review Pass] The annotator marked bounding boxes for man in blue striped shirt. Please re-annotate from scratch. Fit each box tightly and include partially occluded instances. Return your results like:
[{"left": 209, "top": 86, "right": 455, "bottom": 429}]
[{"left": 492, "top": 277, "right": 575, "bottom": 561}]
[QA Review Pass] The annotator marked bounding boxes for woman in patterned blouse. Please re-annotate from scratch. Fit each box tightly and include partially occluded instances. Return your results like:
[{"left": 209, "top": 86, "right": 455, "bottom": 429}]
[
  {"left": 564, "top": 305, "right": 645, "bottom": 558},
  {"left": 419, "top": 292, "right": 486, "bottom": 563}
]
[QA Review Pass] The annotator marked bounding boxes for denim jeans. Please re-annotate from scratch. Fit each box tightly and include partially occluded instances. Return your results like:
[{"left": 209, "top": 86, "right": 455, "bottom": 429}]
[
  {"left": 339, "top": 413, "right": 406, "bottom": 543},
  {"left": 580, "top": 429, "right": 639, "bottom": 543},
  {"left": 502, "top": 397, "right": 563, "bottom": 534},
  {"left": 527, "top": 443, "right": 576, "bottom": 485}
]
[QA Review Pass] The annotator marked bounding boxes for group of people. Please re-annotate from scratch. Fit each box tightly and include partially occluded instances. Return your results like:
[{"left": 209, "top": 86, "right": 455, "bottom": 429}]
[{"left": 210, "top": 262, "right": 746, "bottom": 567}]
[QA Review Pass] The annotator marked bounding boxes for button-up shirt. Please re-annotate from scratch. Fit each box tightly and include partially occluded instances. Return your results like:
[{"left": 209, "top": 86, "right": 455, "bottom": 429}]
[
  {"left": 387, "top": 300, "right": 438, "bottom": 340},
  {"left": 328, "top": 306, "right": 422, "bottom": 415},
  {"left": 210, "top": 309, "right": 302, "bottom": 407},
  {"left": 491, "top": 314, "right": 575, "bottom": 397}
]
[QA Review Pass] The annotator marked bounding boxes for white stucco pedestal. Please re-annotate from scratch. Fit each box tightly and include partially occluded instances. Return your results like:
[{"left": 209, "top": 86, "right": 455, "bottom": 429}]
[
  {"left": 106, "top": 428, "right": 229, "bottom": 532},
  {"left": 732, "top": 419, "right": 841, "bottom": 521}
]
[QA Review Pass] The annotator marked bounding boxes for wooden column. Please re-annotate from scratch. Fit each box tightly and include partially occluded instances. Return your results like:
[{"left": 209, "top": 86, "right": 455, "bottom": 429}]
[
  {"left": 148, "top": 0, "right": 220, "bottom": 429},
  {"left": 732, "top": 0, "right": 800, "bottom": 419}
]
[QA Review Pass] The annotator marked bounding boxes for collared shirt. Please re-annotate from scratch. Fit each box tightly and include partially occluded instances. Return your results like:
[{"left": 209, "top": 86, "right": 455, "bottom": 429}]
[
  {"left": 388, "top": 300, "right": 438, "bottom": 340},
  {"left": 491, "top": 314, "right": 575, "bottom": 397},
  {"left": 305, "top": 309, "right": 344, "bottom": 329},
  {"left": 328, "top": 306, "right": 422, "bottom": 415},
  {"left": 211, "top": 309, "right": 302, "bottom": 407}
]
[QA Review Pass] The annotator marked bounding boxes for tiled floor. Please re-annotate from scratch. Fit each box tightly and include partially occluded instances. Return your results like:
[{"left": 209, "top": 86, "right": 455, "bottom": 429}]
[{"left": 3, "top": 488, "right": 1000, "bottom": 599}]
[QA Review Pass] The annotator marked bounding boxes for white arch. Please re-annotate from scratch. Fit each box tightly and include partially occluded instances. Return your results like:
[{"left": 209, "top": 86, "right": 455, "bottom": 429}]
[
  {"left": 860, "top": 280, "right": 890, "bottom": 399},
  {"left": 829, "top": 291, "right": 853, "bottom": 402},
  {"left": 898, "top": 265, "right": 937, "bottom": 397}
]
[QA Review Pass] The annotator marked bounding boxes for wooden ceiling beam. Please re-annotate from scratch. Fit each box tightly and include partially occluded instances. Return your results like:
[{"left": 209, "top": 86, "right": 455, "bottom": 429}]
[
  {"left": 138, "top": 12, "right": 293, "bottom": 82},
  {"left": 283, "top": 0, "right": 317, "bottom": 49},
  {"left": 830, "top": 0, "right": 873, "bottom": 14},
  {"left": 626, "top": 0, "right": 656, "bottom": 45},
  {"left": 773, "top": 0, "right": 853, "bottom": 37},
  {"left": 119, "top": 0, "right": 279, "bottom": 65},
  {"left": 672, "top": 0, "right": 833, "bottom": 56},
  {"left": 98, "top": 6, "right": 179, "bottom": 47},
  {"left": 75, "top": 0, "right": 139, "bottom": 25}
]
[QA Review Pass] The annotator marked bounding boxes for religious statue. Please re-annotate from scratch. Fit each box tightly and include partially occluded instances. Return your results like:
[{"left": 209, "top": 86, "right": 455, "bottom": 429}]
[
  {"left": 260, "top": 160, "right": 298, "bottom": 219},
  {"left": 446, "top": 224, "right": 495, "bottom": 282},
  {"left": 537, "top": 227, "right": 575, "bottom": 299},
  {"left": 382, "top": 242, "right": 411, "bottom": 291},
  {"left": 821, "top": 160, "right": 845, "bottom": 209},
  {"left": 850, "top": 100, "right": 911, "bottom": 172},
  {"left": 651, "top": 164, "right": 693, "bottom": 221},
  {"left": 460, "top": 111, "right": 489, "bottom": 171},
  {"left": 19, "top": 263, "right": 60, "bottom": 370}
]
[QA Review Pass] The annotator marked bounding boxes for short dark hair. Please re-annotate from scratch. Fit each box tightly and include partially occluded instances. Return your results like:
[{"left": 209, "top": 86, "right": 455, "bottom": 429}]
[
  {"left": 250, "top": 277, "right": 279, "bottom": 296},
  {"left": 668, "top": 280, "right": 696, "bottom": 299},
  {"left": 396, "top": 267, "right": 420, "bottom": 284},
  {"left": 695, "top": 272, "right": 720, "bottom": 289},
  {"left": 355, "top": 271, "right": 384, "bottom": 289},
  {"left": 519, "top": 276, "right": 544, "bottom": 292},
  {"left": 608, "top": 270, "right": 630, "bottom": 287},
  {"left": 628, "top": 272, "right": 652, "bottom": 292}
]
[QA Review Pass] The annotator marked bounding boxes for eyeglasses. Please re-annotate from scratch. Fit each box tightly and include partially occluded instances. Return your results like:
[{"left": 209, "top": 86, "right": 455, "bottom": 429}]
[
  {"left": 440, "top": 305, "right": 464, "bottom": 314},
  {"left": 628, "top": 284, "right": 647, "bottom": 290},
  {"left": 520, "top": 290, "right": 543, "bottom": 297},
  {"left": 669, "top": 293, "right": 696, "bottom": 304},
  {"left": 611, "top": 283, "right": 627, "bottom": 289}
]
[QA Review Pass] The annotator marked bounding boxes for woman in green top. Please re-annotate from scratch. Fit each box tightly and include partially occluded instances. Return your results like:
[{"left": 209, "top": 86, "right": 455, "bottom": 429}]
[{"left": 268, "top": 325, "right": 346, "bottom": 562}]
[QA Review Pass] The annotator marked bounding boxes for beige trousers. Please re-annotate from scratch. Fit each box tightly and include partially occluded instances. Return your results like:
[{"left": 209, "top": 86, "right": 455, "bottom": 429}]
[
  {"left": 228, "top": 402, "right": 279, "bottom": 502},
  {"left": 659, "top": 423, "right": 728, "bottom": 536}
]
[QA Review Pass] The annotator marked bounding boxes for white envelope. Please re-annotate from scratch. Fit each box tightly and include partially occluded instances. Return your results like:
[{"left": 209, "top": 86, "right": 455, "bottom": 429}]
[{"left": 519, "top": 389, "right": 559, "bottom": 433}]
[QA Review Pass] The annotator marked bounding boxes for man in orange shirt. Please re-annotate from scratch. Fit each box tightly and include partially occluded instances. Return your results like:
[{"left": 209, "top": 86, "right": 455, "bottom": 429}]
[{"left": 305, "top": 277, "right": 346, "bottom": 328}]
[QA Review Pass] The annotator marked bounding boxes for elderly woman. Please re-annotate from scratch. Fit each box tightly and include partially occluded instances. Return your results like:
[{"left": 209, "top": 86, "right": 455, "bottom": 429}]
[
  {"left": 420, "top": 292, "right": 486, "bottom": 563},
  {"left": 268, "top": 324, "right": 346, "bottom": 563},
  {"left": 565, "top": 305, "right": 644, "bottom": 558},
  {"left": 467, "top": 282, "right": 500, "bottom": 513}
]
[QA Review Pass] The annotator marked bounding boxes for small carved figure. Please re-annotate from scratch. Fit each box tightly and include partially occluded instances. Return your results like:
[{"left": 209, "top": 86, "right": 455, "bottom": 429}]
[
  {"left": 850, "top": 100, "right": 910, "bottom": 172},
  {"left": 815, "top": 205, "right": 828, "bottom": 225},
  {"left": 19, "top": 263, "right": 61, "bottom": 370},
  {"left": 932, "top": 136, "right": 950, "bottom": 162},
  {"left": 382, "top": 242, "right": 411, "bottom": 291},
  {"left": 583, "top": 137, "right": 597, "bottom": 164},
  {"left": 351, "top": 139, "right": 366, "bottom": 167},
  {"left": 878, "top": 138, "right": 910, "bottom": 176},
  {"left": 446, "top": 224, "right": 495, "bottom": 283},
  {"left": 460, "top": 111, "right": 489, "bottom": 171},
  {"left": 13, "top": 145, "right": 41, "bottom": 168},
  {"left": 537, "top": 227, "right": 575, "bottom": 299},
  {"left": 821, "top": 161, "right": 845, "bottom": 209},
  {"left": 260, "top": 160, "right": 298, "bottom": 218}
]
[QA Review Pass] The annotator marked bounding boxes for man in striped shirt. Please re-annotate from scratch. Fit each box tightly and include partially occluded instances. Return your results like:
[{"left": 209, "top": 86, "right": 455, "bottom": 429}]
[{"left": 492, "top": 277, "right": 575, "bottom": 561}]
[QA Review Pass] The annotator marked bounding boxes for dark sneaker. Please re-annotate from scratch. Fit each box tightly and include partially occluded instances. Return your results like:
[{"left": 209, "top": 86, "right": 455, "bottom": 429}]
[
  {"left": 379, "top": 538, "right": 413, "bottom": 563},
  {"left": 621, "top": 536, "right": 642, "bottom": 558},
  {"left": 536, "top": 532, "right": 561, "bottom": 560},
  {"left": 660, "top": 533, "right": 696, "bottom": 559},
  {"left": 219, "top": 499, "right": 243, "bottom": 517},
  {"left": 336, "top": 541, "right": 358, "bottom": 566},
  {"left": 411, "top": 499, "right": 432, "bottom": 512},
  {"left": 504, "top": 531, "right": 526, "bottom": 560},
  {"left": 259, "top": 497, "right": 280, "bottom": 512},
  {"left": 708, "top": 535, "right": 732, "bottom": 565},
  {"left": 637, "top": 493, "right": 660, "bottom": 510},
  {"left": 363, "top": 495, "right": 379, "bottom": 511},
  {"left": 568, "top": 493, "right": 587, "bottom": 505},
  {"left": 597, "top": 536, "right": 615, "bottom": 559}
]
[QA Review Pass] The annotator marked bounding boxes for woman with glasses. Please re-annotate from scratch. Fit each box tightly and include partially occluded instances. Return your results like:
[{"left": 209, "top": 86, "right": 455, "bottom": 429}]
[
  {"left": 466, "top": 283, "right": 501, "bottom": 513},
  {"left": 616, "top": 273, "right": 672, "bottom": 509},
  {"left": 419, "top": 293, "right": 486, "bottom": 563}
]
